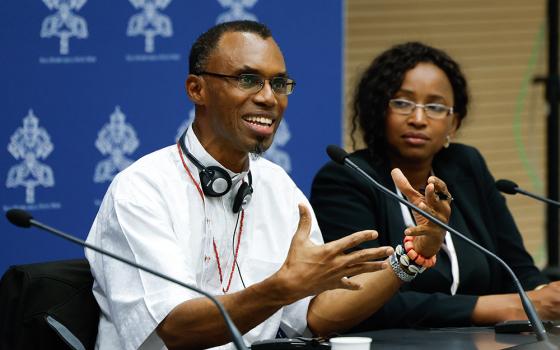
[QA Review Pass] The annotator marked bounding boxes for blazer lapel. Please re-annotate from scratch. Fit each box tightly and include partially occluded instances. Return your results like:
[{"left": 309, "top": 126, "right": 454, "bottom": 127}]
[{"left": 433, "top": 153, "right": 497, "bottom": 254}]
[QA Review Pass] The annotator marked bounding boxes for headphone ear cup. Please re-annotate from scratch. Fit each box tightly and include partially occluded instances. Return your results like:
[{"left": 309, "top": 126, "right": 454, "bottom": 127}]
[
  {"left": 232, "top": 181, "right": 253, "bottom": 213},
  {"left": 200, "top": 166, "right": 232, "bottom": 197},
  {"left": 199, "top": 170, "right": 213, "bottom": 193}
]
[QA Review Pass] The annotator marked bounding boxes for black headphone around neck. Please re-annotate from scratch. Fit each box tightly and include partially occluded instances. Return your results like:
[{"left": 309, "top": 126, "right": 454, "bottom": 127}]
[{"left": 179, "top": 130, "right": 253, "bottom": 213}]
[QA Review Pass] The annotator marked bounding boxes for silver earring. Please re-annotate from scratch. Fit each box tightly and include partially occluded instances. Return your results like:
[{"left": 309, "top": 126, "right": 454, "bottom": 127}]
[{"left": 444, "top": 135, "right": 451, "bottom": 148}]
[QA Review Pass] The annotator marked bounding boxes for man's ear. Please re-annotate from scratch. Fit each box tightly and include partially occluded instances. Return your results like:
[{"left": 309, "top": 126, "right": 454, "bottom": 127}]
[{"left": 186, "top": 74, "right": 205, "bottom": 105}]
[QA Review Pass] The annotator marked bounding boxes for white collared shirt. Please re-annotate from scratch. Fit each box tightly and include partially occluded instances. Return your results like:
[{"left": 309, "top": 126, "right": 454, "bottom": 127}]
[{"left": 86, "top": 128, "right": 323, "bottom": 350}]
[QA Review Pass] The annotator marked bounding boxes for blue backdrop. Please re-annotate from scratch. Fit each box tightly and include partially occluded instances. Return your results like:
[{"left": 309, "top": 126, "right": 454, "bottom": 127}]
[{"left": 0, "top": 0, "right": 343, "bottom": 274}]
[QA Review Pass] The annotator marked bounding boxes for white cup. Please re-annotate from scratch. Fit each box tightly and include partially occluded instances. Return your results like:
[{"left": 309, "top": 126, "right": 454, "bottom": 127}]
[{"left": 329, "top": 337, "right": 372, "bottom": 350}]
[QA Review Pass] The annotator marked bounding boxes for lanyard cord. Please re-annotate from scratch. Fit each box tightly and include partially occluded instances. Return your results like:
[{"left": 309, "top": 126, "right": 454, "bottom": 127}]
[{"left": 176, "top": 142, "right": 244, "bottom": 293}]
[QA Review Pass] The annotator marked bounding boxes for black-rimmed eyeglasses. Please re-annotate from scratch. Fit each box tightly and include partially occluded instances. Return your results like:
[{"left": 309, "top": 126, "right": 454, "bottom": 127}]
[{"left": 197, "top": 71, "right": 296, "bottom": 95}]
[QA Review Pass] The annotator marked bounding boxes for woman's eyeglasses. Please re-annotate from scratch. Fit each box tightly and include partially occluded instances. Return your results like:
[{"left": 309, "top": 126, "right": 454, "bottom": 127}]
[{"left": 389, "top": 98, "right": 453, "bottom": 120}]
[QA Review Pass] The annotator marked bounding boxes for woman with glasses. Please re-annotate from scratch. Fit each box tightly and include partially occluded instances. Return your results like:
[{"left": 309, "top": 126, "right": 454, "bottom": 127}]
[{"left": 310, "top": 42, "right": 559, "bottom": 329}]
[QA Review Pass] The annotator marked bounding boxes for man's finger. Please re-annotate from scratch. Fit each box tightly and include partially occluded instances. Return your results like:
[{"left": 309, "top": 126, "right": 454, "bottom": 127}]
[
  {"left": 343, "top": 246, "right": 393, "bottom": 265},
  {"left": 293, "top": 203, "right": 312, "bottom": 243},
  {"left": 326, "top": 230, "right": 378, "bottom": 253}
]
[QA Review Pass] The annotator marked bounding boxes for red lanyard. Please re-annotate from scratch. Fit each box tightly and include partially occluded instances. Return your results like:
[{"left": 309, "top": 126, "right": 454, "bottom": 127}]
[{"left": 176, "top": 142, "right": 243, "bottom": 293}]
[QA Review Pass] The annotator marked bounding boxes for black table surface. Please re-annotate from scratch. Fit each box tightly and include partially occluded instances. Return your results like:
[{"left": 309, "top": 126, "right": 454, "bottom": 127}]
[{"left": 349, "top": 327, "right": 560, "bottom": 350}]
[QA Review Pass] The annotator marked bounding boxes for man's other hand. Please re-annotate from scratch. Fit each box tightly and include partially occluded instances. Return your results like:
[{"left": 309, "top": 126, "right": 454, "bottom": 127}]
[{"left": 273, "top": 204, "right": 393, "bottom": 303}]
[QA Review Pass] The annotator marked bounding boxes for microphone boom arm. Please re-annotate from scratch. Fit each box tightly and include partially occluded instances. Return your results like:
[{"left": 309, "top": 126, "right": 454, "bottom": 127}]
[
  {"left": 341, "top": 157, "right": 549, "bottom": 342},
  {"left": 27, "top": 218, "right": 249, "bottom": 350},
  {"left": 516, "top": 188, "right": 560, "bottom": 207}
]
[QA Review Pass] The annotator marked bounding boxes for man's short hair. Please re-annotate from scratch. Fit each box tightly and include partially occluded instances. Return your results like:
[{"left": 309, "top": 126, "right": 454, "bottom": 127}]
[{"left": 189, "top": 20, "right": 272, "bottom": 75}]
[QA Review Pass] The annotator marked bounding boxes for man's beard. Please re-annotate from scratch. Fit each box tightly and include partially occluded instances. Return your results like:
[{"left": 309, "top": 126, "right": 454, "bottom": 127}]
[{"left": 249, "top": 136, "right": 268, "bottom": 160}]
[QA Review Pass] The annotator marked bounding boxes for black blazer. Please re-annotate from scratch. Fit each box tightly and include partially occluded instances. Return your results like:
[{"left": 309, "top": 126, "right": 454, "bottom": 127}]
[{"left": 310, "top": 143, "right": 548, "bottom": 329}]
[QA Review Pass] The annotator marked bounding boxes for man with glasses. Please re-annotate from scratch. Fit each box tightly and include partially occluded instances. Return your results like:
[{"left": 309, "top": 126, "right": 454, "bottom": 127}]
[{"left": 86, "top": 21, "right": 446, "bottom": 350}]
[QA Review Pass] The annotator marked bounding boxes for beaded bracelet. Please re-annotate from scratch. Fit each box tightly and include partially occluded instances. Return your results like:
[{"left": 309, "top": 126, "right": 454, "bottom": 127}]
[
  {"left": 403, "top": 236, "right": 437, "bottom": 268},
  {"left": 396, "top": 244, "right": 426, "bottom": 275},
  {"left": 389, "top": 248, "right": 417, "bottom": 282}
]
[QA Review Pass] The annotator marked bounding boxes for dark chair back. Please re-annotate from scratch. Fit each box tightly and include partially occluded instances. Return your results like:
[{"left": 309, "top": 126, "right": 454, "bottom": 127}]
[{"left": 0, "top": 259, "right": 99, "bottom": 350}]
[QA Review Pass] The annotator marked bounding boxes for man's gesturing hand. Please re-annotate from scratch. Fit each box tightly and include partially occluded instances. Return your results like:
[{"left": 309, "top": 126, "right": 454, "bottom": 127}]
[{"left": 274, "top": 204, "right": 393, "bottom": 303}]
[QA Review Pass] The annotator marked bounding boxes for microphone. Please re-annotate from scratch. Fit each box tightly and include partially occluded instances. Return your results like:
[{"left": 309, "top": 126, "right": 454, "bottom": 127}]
[
  {"left": 496, "top": 179, "right": 560, "bottom": 207},
  {"left": 5, "top": 209, "right": 249, "bottom": 350},
  {"left": 326, "top": 145, "right": 556, "bottom": 348}
]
